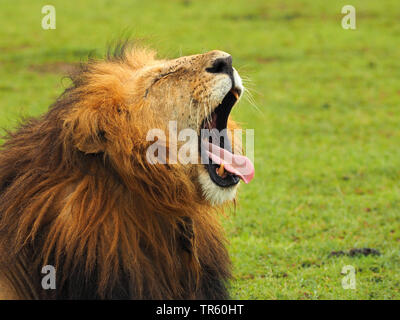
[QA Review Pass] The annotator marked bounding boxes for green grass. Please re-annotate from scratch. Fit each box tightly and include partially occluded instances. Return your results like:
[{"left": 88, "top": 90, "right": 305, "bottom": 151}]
[{"left": 1, "top": 0, "right": 400, "bottom": 299}]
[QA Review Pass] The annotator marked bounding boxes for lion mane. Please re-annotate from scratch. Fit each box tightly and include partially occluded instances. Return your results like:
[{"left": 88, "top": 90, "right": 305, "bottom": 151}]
[{"left": 0, "top": 43, "right": 233, "bottom": 299}]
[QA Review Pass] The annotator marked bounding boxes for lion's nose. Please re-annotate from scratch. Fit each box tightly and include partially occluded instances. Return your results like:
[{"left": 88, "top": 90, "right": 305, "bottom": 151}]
[{"left": 206, "top": 56, "right": 233, "bottom": 75}]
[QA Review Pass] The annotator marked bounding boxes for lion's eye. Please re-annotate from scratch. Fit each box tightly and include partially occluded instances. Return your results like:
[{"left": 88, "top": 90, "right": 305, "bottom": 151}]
[
  {"left": 159, "top": 70, "right": 178, "bottom": 79},
  {"left": 144, "top": 70, "right": 179, "bottom": 98}
]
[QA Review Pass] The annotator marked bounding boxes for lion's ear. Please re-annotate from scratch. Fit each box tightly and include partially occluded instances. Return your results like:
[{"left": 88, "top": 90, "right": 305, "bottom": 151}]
[
  {"left": 75, "top": 127, "right": 106, "bottom": 154},
  {"left": 64, "top": 107, "right": 106, "bottom": 154}
]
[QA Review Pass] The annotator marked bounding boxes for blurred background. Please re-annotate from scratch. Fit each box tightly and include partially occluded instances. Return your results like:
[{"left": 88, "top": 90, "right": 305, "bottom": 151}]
[{"left": 0, "top": 0, "right": 399, "bottom": 299}]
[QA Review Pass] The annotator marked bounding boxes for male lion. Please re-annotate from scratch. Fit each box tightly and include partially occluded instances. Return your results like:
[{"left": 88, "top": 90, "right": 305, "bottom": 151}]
[{"left": 0, "top": 43, "right": 254, "bottom": 299}]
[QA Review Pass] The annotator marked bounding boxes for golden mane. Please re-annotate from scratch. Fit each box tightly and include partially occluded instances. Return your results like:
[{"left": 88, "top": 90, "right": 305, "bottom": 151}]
[{"left": 0, "top": 43, "right": 231, "bottom": 299}]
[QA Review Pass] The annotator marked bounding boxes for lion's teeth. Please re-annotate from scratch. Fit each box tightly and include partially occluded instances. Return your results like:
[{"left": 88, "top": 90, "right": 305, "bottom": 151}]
[
  {"left": 217, "top": 163, "right": 225, "bottom": 176},
  {"left": 231, "top": 89, "right": 239, "bottom": 100}
]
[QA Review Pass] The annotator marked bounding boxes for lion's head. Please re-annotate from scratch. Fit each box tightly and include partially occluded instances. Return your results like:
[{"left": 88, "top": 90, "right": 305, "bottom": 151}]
[
  {"left": 62, "top": 44, "right": 254, "bottom": 206},
  {"left": 0, "top": 43, "right": 255, "bottom": 299}
]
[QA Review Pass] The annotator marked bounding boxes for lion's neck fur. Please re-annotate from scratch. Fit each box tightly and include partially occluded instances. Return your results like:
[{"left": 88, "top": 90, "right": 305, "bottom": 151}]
[{"left": 0, "top": 111, "right": 231, "bottom": 299}]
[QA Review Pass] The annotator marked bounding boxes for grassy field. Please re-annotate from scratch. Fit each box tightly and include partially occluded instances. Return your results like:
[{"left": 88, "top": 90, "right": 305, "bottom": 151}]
[{"left": 1, "top": 0, "right": 400, "bottom": 299}]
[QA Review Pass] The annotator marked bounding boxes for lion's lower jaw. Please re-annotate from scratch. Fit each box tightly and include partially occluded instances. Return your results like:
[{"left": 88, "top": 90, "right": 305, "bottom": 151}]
[{"left": 198, "top": 170, "right": 238, "bottom": 205}]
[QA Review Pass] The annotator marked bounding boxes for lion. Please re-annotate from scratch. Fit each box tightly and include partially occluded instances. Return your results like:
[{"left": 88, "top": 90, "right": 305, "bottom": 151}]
[{"left": 0, "top": 42, "right": 254, "bottom": 299}]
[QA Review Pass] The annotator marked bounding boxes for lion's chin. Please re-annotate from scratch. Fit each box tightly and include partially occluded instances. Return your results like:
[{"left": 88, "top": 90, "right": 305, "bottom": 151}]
[{"left": 197, "top": 168, "right": 238, "bottom": 205}]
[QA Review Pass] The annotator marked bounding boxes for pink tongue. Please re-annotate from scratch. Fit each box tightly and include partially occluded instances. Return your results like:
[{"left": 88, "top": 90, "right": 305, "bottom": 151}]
[{"left": 203, "top": 141, "right": 255, "bottom": 184}]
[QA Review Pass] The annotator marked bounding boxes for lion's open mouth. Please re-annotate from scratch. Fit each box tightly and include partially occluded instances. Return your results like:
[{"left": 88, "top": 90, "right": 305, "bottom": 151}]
[{"left": 200, "top": 88, "right": 255, "bottom": 188}]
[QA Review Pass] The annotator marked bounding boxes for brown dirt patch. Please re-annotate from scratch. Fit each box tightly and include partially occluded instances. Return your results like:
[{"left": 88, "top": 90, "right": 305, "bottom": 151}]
[{"left": 329, "top": 248, "right": 381, "bottom": 258}]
